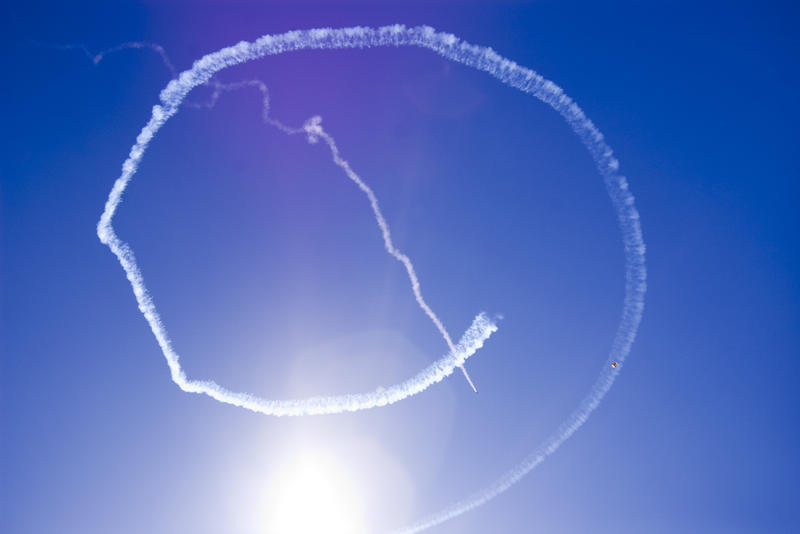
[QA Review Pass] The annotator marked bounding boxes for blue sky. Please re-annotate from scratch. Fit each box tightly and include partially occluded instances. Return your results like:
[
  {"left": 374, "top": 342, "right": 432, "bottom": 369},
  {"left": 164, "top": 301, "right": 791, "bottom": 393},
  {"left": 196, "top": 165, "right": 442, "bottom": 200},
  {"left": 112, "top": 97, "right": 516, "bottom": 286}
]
[{"left": 1, "top": 1, "right": 798, "bottom": 533}]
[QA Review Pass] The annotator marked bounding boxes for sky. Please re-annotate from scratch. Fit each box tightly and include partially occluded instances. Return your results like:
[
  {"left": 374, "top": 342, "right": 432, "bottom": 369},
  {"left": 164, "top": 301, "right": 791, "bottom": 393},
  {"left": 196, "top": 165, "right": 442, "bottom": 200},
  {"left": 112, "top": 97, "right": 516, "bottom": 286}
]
[{"left": 1, "top": 1, "right": 798, "bottom": 533}]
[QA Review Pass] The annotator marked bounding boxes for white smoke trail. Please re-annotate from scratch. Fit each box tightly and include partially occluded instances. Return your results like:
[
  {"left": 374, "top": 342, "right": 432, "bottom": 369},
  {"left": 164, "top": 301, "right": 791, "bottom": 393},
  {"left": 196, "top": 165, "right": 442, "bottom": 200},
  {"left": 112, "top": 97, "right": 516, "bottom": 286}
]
[
  {"left": 96, "top": 33, "right": 496, "bottom": 416},
  {"left": 96, "top": 25, "right": 646, "bottom": 530}
]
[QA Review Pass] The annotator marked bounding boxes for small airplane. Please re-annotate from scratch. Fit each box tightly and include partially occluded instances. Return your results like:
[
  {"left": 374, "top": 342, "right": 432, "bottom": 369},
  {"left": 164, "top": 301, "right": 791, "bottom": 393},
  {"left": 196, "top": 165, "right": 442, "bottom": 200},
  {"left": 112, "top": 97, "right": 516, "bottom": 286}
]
[{"left": 611, "top": 361, "right": 619, "bottom": 368}]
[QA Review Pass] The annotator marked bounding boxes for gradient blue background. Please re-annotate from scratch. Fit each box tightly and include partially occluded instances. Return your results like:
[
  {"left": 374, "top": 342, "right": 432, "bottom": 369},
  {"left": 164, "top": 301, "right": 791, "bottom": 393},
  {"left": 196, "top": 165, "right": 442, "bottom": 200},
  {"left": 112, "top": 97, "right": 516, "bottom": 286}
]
[{"left": 2, "top": 1, "right": 798, "bottom": 533}]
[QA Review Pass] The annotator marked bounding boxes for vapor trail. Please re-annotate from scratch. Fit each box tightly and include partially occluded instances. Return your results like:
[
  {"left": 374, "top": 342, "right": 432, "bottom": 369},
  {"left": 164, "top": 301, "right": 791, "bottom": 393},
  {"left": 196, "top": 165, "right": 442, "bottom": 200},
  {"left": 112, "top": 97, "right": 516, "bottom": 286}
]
[
  {"left": 303, "top": 116, "right": 477, "bottom": 391},
  {"left": 96, "top": 31, "right": 496, "bottom": 417},
  {"left": 96, "top": 25, "right": 645, "bottom": 530}
]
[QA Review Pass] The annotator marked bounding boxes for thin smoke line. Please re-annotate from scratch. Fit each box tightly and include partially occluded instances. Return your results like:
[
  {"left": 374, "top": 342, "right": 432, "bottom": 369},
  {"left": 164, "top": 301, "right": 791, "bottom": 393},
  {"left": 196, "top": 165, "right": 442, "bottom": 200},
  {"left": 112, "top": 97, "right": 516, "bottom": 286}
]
[
  {"left": 304, "top": 116, "right": 477, "bottom": 391},
  {"left": 94, "top": 25, "right": 646, "bottom": 533},
  {"left": 32, "top": 40, "right": 177, "bottom": 78}
]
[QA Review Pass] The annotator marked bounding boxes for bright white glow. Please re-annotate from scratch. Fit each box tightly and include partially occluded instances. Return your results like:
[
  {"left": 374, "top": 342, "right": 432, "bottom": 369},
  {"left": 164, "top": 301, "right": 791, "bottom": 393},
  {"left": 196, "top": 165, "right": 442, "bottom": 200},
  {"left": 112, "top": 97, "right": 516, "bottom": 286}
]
[{"left": 266, "top": 452, "right": 367, "bottom": 534}]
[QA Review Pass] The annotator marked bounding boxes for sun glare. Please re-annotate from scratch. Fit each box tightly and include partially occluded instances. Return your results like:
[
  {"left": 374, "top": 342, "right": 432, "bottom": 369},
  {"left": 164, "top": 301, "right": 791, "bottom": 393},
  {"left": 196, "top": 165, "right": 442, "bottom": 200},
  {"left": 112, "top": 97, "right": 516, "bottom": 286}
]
[{"left": 266, "top": 451, "right": 367, "bottom": 534}]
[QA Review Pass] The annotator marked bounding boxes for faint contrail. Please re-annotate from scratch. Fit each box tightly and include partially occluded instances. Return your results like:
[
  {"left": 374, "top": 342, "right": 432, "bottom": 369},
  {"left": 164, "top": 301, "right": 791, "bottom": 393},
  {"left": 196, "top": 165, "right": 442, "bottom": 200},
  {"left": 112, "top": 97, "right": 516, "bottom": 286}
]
[
  {"left": 95, "top": 25, "right": 646, "bottom": 531},
  {"left": 33, "top": 40, "right": 177, "bottom": 78}
]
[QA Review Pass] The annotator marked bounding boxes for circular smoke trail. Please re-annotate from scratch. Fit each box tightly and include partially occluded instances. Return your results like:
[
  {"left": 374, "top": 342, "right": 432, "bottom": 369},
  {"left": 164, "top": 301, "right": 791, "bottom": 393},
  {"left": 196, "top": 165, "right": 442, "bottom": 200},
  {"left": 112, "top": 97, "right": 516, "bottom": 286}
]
[{"left": 97, "top": 25, "right": 646, "bottom": 531}]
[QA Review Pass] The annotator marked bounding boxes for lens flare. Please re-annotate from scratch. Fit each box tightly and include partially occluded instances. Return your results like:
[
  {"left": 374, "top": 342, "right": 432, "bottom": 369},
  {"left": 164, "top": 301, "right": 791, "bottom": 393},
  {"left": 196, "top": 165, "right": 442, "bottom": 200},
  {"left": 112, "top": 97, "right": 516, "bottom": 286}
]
[{"left": 266, "top": 451, "right": 367, "bottom": 534}]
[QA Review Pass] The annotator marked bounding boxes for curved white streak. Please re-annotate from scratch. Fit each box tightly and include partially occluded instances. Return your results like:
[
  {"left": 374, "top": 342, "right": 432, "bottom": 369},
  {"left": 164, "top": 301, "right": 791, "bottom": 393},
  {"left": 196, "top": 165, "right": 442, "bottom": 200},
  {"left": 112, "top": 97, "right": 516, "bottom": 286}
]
[
  {"left": 96, "top": 24, "right": 645, "bottom": 529},
  {"left": 96, "top": 28, "right": 497, "bottom": 417},
  {"left": 105, "top": 234, "right": 493, "bottom": 416}
]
